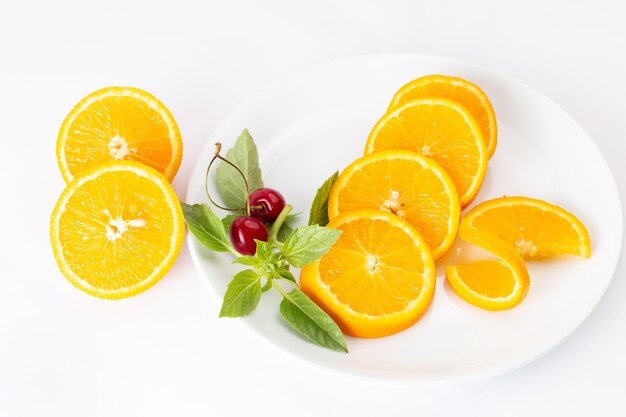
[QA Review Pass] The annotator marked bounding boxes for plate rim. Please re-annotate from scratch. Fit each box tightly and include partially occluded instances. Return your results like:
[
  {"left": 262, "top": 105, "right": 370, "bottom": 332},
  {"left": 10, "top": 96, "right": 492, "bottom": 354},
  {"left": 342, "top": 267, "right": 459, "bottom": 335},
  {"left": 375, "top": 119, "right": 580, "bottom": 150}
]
[{"left": 184, "top": 53, "right": 624, "bottom": 386}]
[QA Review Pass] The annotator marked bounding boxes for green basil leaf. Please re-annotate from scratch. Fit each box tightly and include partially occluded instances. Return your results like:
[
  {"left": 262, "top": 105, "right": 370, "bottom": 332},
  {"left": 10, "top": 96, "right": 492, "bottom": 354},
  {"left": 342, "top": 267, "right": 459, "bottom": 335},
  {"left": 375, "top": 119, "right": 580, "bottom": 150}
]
[
  {"left": 268, "top": 252, "right": 283, "bottom": 267},
  {"left": 255, "top": 240, "right": 272, "bottom": 261},
  {"left": 221, "top": 214, "right": 239, "bottom": 234},
  {"left": 181, "top": 203, "right": 232, "bottom": 252},
  {"left": 260, "top": 277, "right": 273, "bottom": 293},
  {"left": 308, "top": 171, "right": 339, "bottom": 226},
  {"left": 216, "top": 129, "right": 264, "bottom": 210},
  {"left": 282, "top": 225, "right": 342, "bottom": 267},
  {"left": 277, "top": 223, "right": 293, "bottom": 242},
  {"left": 219, "top": 270, "right": 262, "bottom": 317},
  {"left": 232, "top": 256, "right": 261, "bottom": 267},
  {"left": 278, "top": 287, "right": 347, "bottom": 352},
  {"left": 276, "top": 269, "right": 296, "bottom": 284}
]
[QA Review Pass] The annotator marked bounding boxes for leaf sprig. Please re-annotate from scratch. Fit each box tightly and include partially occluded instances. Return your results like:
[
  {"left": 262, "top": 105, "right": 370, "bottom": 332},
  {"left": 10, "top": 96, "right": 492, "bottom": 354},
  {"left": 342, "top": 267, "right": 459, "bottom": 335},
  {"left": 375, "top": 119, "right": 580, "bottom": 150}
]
[{"left": 182, "top": 129, "right": 348, "bottom": 352}]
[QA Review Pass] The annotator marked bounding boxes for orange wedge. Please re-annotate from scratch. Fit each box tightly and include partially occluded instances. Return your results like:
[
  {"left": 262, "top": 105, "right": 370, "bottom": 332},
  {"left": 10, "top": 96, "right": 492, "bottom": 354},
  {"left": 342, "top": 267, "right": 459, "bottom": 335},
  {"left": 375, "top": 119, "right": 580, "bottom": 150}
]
[
  {"left": 328, "top": 150, "right": 460, "bottom": 260},
  {"left": 445, "top": 221, "right": 529, "bottom": 311},
  {"left": 388, "top": 75, "right": 498, "bottom": 158},
  {"left": 300, "top": 210, "right": 436, "bottom": 338},
  {"left": 50, "top": 161, "right": 185, "bottom": 299},
  {"left": 365, "top": 98, "right": 488, "bottom": 207},
  {"left": 57, "top": 86, "right": 182, "bottom": 183},
  {"left": 463, "top": 196, "right": 591, "bottom": 258}
]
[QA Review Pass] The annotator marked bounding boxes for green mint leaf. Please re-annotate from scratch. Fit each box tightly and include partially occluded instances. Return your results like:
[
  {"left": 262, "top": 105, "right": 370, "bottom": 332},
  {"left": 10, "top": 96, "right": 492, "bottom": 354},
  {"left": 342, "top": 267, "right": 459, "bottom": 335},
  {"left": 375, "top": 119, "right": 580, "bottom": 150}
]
[
  {"left": 278, "top": 287, "right": 347, "bottom": 352},
  {"left": 282, "top": 225, "right": 342, "bottom": 267},
  {"left": 308, "top": 172, "right": 339, "bottom": 226},
  {"left": 276, "top": 269, "right": 296, "bottom": 284},
  {"left": 216, "top": 129, "right": 263, "bottom": 210},
  {"left": 254, "top": 240, "right": 272, "bottom": 261},
  {"left": 221, "top": 214, "right": 239, "bottom": 234},
  {"left": 181, "top": 203, "right": 232, "bottom": 252},
  {"left": 232, "top": 256, "right": 261, "bottom": 267},
  {"left": 219, "top": 270, "right": 262, "bottom": 317}
]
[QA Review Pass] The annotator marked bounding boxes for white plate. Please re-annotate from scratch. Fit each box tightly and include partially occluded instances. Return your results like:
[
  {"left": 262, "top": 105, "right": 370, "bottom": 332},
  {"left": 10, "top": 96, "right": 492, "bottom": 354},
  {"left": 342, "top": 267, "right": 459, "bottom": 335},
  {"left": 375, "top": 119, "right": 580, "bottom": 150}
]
[{"left": 186, "top": 54, "right": 623, "bottom": 385}]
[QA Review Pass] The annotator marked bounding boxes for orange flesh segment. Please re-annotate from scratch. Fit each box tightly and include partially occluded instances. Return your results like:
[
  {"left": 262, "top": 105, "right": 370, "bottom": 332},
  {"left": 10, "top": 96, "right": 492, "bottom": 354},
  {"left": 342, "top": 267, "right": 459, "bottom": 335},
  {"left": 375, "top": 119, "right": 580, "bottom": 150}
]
[{"left": 451, "top": 260, "right": 516, "bottom": 298}]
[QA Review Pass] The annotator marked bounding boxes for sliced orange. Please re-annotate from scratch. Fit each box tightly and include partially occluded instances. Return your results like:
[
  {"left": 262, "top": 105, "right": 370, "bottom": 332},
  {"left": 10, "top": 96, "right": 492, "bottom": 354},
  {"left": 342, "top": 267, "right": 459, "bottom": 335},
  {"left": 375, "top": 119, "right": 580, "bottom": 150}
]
[
  {"left": 50, "top": 161, "right": 185, "bottom": 299},
  {"left": 388, "top": 75, "right": 498, "bottom": 158},
  {"left": 57, "top": 86, "right": 182, "bottom": 183},
  {"left": 365, "top": 98, "right": 488, "bottom": 207},
  {"left": 463, "top": 196, "right": 591, "bottom": 258},
  {"left": 445, "top": 196, "right": 590, "bottom": 310},
  {"left": 300, "top": 210, "right": 436, "bottom": 338},
  {"left": 328, "top": 150, "right": 460, "bottom": 260},
  {"left": 445, "top": 221, "right": 529, "bottom": 311}
]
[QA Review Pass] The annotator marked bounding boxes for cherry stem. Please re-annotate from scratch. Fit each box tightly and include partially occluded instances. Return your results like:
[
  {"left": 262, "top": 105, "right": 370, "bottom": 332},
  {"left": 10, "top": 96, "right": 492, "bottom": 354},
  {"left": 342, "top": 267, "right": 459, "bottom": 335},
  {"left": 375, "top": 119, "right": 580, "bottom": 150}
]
[
  {"left": 269, "top": 204, "right": 293, "bottom": 243},
  {"left": 205, "top": 142, "right": 251, "bottom": 216}
]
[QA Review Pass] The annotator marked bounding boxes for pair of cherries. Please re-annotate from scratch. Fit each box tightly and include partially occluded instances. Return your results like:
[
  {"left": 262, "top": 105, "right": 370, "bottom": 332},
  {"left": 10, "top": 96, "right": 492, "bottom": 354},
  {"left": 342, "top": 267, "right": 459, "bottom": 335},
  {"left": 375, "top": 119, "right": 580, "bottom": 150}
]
[{"left": 229, "top": 188, "right": 286, "bottom": 255}]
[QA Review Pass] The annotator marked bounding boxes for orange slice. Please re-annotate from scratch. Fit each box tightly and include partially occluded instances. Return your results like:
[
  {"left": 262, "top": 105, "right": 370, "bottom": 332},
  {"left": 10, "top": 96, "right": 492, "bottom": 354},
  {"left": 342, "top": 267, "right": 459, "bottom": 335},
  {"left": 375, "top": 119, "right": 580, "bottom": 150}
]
[
  {"left": 328, "top": 150, "right": 460, "bottom": 260},
  {"left": 50, "top": 161, "right": 185, "bottom": 299},
  {"left": 57, "top": 86, "right": 182, "bottom": 183},
  {"left": 300, "top": 210, "right": 436, "bottom": 338},
  {"left": 463, "top": 196, "right": 591, "bottom": 258},
  {"left": 365, "top": 98, "right": 488, "bottom": 207},
  {"left": 445, "top": 196, "right": 590, "bottom": 310},
  {"left": 445, "top": 221, "right": 529, "bottom": 311},
  {"left": 388, "top": 75, "right": 498, "bottom": 158}
]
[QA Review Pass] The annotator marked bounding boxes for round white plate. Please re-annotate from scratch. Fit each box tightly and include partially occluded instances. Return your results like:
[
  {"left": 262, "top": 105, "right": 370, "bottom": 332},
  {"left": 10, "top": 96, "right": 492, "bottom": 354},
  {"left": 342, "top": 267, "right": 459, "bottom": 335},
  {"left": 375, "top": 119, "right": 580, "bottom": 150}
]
[{"left": 186, "top": 54, "right": 623, "bottom": 385}]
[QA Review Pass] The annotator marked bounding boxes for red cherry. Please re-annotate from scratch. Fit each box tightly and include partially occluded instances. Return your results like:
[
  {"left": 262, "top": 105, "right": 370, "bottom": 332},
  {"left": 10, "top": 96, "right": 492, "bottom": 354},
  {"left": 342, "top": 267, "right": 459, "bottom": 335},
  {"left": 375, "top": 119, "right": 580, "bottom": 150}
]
[
  {"left": 229, "top": 216, "right": 269, "bottom": 255},
  {"left": 249, "top": 188, "right": 286, "bottom": 222}
]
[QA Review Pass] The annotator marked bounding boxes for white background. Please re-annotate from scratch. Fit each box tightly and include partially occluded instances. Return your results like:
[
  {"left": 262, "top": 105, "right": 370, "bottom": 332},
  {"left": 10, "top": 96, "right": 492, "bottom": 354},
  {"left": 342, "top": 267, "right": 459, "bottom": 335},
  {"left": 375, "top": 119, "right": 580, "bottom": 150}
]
[{"left": 1, "top": 0, "right": 625, "bottom": 415}]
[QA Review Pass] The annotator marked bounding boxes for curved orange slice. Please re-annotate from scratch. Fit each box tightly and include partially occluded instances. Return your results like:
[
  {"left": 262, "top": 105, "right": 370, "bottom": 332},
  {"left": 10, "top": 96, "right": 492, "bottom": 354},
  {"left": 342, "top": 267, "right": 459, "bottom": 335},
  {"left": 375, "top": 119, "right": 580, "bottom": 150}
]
[
  {"left": 463, "top": 196, "right": 591, "bottom": 258},
  {"left": 388, "top": 75, "right": 498, "bottom": 157},
  {"left": 445, "top": 196, "right": 590, "bottom": 310},
  {"left": 300, "top": 210, "right": 436, "bottom": 338},
  {"left": 445, "top": 221, "right": 529, "bottom": 311},
  {"left": 57, "top": 86, "right": 182, "bottom": 183},
  {"left": 365, "top": 98, "right": 488, "bottom": 207},
  {"left": 328, "top": 150, "right": 460, "bottom": 260},
  {"left": 50, "top": 161, "right": 185, "bottom": 299}
]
